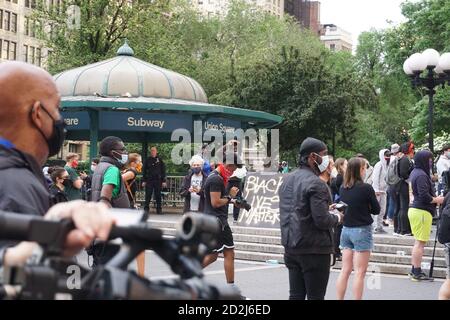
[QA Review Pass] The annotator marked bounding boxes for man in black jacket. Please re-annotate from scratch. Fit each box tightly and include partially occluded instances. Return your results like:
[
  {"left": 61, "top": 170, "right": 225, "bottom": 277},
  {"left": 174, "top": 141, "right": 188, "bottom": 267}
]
[
  {"left": 142, "top": 146, "right": 166, "bottom": 214},
  {"left": 279, "top": 137, "right": 343, "bottom": 300},
  {"left": 0, "top": 62, "right": 113, "bottom": 274}
]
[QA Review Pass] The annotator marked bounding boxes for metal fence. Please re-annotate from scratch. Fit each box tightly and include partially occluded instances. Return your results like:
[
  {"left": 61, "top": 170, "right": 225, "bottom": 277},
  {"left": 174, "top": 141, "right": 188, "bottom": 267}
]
[{"left": 135, "top": 175, "right": 185, "bottom": 207}]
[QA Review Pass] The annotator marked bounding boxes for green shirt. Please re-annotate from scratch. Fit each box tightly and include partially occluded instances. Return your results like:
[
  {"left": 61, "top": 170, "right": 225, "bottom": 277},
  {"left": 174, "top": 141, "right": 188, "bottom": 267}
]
[
  {"left": 103, "top": 166, "right": 121, "bottom": 199},
  {"left": 64, "top": 166, "right": 82, "bottom": 201}
]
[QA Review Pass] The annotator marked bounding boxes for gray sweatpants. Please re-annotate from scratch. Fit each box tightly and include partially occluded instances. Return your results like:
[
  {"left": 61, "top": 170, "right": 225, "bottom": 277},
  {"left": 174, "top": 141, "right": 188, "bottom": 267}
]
[{"left": 373, "top": 193, "right": 386, "bottom": 230}]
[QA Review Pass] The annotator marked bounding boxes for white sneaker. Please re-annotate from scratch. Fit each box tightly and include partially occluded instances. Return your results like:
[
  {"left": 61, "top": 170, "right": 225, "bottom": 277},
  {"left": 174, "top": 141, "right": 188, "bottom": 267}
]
[{"left": 228, "top": 283, "right": 249, "bottom": 300}]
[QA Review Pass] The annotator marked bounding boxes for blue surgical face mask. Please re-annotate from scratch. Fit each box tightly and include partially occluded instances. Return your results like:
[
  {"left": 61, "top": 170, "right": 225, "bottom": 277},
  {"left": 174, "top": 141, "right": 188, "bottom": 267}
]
[{"left": 112, "top": 150, "right": 128, "bottom": 165}]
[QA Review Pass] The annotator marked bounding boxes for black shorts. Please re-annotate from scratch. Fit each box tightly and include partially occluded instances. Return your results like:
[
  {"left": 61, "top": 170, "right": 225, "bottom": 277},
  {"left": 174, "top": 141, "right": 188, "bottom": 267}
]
[{"left": 212, "top": 224, "right": 234, "bottom": 253}]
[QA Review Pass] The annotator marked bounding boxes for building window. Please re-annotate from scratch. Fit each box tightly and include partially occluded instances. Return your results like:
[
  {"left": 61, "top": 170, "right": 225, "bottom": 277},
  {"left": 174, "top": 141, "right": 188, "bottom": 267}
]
[
  {"left": 24, "top": 17, "right": 29, "bottom": 35},
  {"left": 4, "top": 11, "right": 10, "bottom": 31},
  {"left": 36, "top": 48, "right": 41, "bottom": 66},
  {"left": 2, "top": 40, "right": 9, "bottom": 59},
  {"left": 9, "top": 41, "right": 16, "bottom": 60},
  {"left": 30, "top": 20, "right": 36, "bottom": 37},
  {"left": 11, "top": 13, "right": 17, "bottom": 33},
  {"left": 30, "top": 46, "right": 35, "bottom": 64},
  {"left": 23, "top": 45, "right": 28, "bottom": 62},
  {"left": 0, "top": 10, "right": 3, "bottom": 30},
  {"left": 330, "top": 44, "right": 336, "bottom": 52},
  {"left": 25, "top": 0, "right": 36, "bottom": 8},
  {"left": 68, "top": 143, "right": 81, "bottom": 154},
  {"left": 198, "top": 0, "right": 203, "bottom": 4}
]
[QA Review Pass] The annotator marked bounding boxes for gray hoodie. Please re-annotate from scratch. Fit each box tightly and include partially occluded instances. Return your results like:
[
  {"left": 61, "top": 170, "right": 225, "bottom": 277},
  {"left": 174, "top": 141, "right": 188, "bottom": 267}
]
[{"left": 372, "top": 149, "right": 389, "bottom": 193}]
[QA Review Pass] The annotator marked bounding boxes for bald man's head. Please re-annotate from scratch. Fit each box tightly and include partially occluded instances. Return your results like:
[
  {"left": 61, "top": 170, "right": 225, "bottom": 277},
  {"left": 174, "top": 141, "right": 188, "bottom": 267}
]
[
  {"left": 150, "top": 146, "right": 158, "bottom": 157},
  {"left": 0, "top": 61, "right": 62, "bottom": 165}
]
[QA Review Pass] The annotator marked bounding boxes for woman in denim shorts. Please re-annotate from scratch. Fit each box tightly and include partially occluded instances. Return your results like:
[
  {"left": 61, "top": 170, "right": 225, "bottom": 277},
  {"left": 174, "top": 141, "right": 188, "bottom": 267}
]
[
  {"left": 439, "top": 243, "right": 450, "bottom": 300},
  {"left": 336, "top": 157, "right": 381, "bottom": 300}
]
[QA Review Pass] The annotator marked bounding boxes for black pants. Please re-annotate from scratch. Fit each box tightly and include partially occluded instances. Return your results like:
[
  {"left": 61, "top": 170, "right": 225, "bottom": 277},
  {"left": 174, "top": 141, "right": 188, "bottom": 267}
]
[
  {"left": 284, "top": 253, "right": 331, "bottom": 300},
  {"left": 394, "top": 182, "right": 411, "bottom": 234},
  {"left": 334, "top": 225, "right": 343, "bottom": 257},
  {"left": 144, "top": 180, "right": 162, "bottom": 214}
]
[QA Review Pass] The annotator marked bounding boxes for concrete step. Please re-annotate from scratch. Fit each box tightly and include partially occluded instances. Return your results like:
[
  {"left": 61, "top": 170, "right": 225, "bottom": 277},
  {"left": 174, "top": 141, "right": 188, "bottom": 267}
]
[
  {"left": 370, "top": 252, "right": 447, "bottom": 268},
  {"left": 332, "top": 261, "right": 447, "bottom": 279},
  {"left": 150, "top": 220, "right": 443, "bottom": 247},
  {"left": 157, "top": 226, "right": 445, "bottom": 256},
  {"left": 373, "top": 243, "right": 445, "bottom": 258},
  {"left": 232, "top": 240, "right": 445, "bottom": 259},
  {"left": 233, "top": 250, "right": 447, "bottom": 279}
]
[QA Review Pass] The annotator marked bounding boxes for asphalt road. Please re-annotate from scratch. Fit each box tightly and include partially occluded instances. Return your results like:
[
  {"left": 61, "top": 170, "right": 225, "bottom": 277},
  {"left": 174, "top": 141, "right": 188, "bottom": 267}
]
[{"left": 120, "top": 251, "right": 445, "bottom": 300}]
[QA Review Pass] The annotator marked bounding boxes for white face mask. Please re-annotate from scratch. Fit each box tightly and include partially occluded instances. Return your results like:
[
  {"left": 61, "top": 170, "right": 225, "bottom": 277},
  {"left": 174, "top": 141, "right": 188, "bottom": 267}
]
[
  {"left": 90, "top": 165, "right": 96, "bottom": 172},
  {"left": 314, "top": 154, "right": 330, "bottom": 173},
  {"left": 113, "top": 151, "right": 128, "bottom": 165}
]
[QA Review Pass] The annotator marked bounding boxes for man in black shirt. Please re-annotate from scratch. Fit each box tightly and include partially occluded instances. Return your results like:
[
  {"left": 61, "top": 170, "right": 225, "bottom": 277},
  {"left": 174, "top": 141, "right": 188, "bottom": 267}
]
[
  {"left": 142, "top": 146, "right": 167, "bottom": 214},
  {"left": 279, "top": 137, "right": 343, "bottom": 300},
  {"left": 202, "top": 152, "right": 241, "bottom": 288}
]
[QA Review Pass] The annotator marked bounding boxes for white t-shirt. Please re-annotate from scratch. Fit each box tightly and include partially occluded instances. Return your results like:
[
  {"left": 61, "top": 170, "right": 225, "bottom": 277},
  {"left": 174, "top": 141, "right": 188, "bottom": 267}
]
[
  {"left": 437, "top": 155, "right": 450, "bottom": 183},
  {"left": 190, "top": 174, "right": 203, "bottom": 211}
]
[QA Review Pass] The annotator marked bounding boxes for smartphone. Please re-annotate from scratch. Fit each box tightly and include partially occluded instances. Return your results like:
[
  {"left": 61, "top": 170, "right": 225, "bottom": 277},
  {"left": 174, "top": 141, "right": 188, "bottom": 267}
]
[{"left": 335, "top": 201, "right": 348, "bottom": 211}]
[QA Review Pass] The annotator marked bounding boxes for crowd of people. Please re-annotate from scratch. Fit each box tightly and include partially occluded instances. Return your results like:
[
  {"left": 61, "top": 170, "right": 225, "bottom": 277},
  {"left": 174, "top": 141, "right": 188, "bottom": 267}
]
[
  {"left": 1, "top": 61, "right": 450, "bottom": 301},
  {"left": 279, "top": 137, "right": 450, "bottom": 300}
]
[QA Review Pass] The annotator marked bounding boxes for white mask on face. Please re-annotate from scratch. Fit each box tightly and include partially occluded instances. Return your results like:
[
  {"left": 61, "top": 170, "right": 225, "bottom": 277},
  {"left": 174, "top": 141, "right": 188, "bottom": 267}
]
[
  {"left": 90, "top": 165, "right": 96, "bottom": 172},
  {"left": 315, "top": 154, "right": 330, "bottom": 173},
  {"left": 113, "top": 151, "right": 128, "bottom": 165}
]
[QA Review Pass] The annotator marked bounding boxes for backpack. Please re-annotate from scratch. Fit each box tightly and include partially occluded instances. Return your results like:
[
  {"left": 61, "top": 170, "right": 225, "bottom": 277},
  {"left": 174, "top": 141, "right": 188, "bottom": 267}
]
[
  {"left": 385, "top": 157, "right": 401, "bottom": 186},
  {"left": 438, "top": 194, "right": 450, "bottom": 244}
]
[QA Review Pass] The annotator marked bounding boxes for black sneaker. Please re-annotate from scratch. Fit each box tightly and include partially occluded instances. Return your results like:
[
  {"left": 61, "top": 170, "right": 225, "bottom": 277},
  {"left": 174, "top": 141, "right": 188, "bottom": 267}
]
[{"left": 410, "top": 272, "right": 434, "bottom": 282}]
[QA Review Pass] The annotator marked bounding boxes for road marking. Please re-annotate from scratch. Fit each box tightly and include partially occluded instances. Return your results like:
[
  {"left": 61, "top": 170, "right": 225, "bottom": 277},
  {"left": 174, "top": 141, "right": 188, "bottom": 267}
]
[
  {"left": 330, "top": 269, "right": 445, "bottom": 282},
  {"left": 150, "top": 264, "right": 283, "bottom": 280}
]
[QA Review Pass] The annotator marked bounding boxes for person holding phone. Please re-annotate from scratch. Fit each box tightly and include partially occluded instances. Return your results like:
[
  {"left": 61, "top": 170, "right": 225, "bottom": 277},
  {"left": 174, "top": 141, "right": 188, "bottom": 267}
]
[
  {"left": 180, "top": 155, "right": 207, "bottom": 213},
  {"left": 336, "top": 157, "right": 380, "bottom": 300}
]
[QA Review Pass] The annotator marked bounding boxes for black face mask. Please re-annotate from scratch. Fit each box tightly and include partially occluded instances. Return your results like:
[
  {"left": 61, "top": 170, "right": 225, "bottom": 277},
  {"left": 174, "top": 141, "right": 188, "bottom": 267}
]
[{"left": 31, "top": 103, "right": 66, "bottom": 157}]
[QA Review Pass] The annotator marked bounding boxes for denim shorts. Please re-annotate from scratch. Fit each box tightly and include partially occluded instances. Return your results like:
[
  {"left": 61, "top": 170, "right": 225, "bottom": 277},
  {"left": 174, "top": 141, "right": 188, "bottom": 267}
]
[
  {"left": 444, "top": 243, "right": 450, "bottom": 280},
  {"left": 340, "top": 225, "right": 373, "bottom": 252}
]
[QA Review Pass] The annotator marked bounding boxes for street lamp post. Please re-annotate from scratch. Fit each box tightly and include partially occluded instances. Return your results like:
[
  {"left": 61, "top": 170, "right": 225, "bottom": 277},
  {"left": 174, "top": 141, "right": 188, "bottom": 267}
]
[{"left": 403, "top": 49, "right": 450, "bottom": 153}]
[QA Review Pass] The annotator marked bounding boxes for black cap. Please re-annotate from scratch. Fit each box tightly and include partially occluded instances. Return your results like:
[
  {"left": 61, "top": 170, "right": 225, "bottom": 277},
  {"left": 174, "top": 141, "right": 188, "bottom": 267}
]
[{"left": 299, "top": 137, "right": 327, "bottom": 157}]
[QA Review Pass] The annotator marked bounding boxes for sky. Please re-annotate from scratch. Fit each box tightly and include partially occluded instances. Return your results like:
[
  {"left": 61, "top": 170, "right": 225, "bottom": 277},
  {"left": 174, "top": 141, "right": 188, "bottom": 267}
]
[{"left": 319, "top": 0, "right": 410, "bottom": 48}]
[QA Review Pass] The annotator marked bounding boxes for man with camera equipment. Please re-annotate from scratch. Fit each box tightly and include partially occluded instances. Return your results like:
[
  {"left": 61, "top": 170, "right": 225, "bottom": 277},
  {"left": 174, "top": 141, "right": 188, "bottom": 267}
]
[
  {"left": 279, "top": 137, "right": 343, "bottom": 300},
  {"left": 202, "top": 150, "right": 243, "bottom": 294},
  {"left": 0, "top": 62, "right": 114, "bottom": 280}
]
